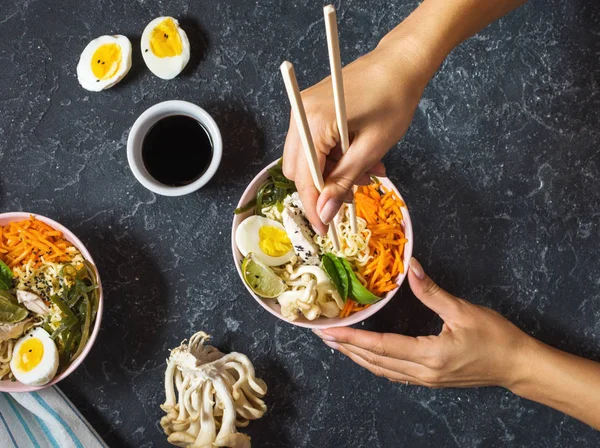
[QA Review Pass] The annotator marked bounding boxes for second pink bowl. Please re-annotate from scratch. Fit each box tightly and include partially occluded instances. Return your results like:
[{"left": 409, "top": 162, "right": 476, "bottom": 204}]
[{"left": 0, "top": 212, "right": 103, "bottom": 392}]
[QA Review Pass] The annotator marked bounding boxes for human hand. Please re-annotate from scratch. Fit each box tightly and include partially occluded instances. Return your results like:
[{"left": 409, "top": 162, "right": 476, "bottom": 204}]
[
  {"left": 282, "top": 38, "right": 433, "bottom": 235},
  {"left": 314, "top": 258, "right": 534, "bottom": 389}
]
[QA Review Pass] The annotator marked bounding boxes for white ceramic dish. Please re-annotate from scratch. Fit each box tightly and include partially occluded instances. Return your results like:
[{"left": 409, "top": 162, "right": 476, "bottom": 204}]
[
  {"left": 231, "top": 160, "right": 414, "bottom": 329},
  {"left": 127, "top": 100, "right": 222, "bottom": 196}
]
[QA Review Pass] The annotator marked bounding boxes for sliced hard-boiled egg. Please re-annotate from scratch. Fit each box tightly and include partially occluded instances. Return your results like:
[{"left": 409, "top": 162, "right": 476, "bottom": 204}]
[
  {"left": 236, "top": 216, "right": 295, "bottom": 266},
  {"left": 77, "top": 35, "right": 132, "bottom": 91},
  {"left": 141, "top": 16, "right": 190, "bottom": 79},
  {"left": 10, "top": 327, "right": 59, "bottom": 386}
]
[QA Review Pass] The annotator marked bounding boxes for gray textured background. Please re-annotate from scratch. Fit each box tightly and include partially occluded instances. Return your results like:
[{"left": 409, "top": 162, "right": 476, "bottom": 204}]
[{"left": 1, "top": 0, "right": 600, "bottom": 447}]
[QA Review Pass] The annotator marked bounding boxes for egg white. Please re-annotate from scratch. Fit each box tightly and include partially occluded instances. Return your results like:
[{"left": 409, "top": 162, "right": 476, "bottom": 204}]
[
  {"left": 10, "top": 327, "right": 59, "bottom": 386},
  {"left": 141, "top": 16, "right": 190, "bottom": 80},
  {"left": 77, "top": 35, "right": 132, "bottom": 92},
  {"left": 236, "top": 216, "right": 295, "bottom": 266}
]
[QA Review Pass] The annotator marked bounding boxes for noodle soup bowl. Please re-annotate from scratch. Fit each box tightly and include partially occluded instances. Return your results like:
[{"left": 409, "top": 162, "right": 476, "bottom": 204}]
[
  {"left": 0, "top": 212, "right": 103, "bottom": 392},
  {"left": 231, "top": 160, "right": 413, "bottom": 329}
]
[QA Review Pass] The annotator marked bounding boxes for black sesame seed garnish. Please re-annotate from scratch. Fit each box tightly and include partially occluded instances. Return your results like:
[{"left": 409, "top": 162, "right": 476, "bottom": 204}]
[
  {"left": 102, "top": 62, "right": 105, "bottom": 65},
  {"left": 97, "top": 59, "right": 100, "bottom": 63},
  {"left": 145, "top": 49, "right": 148, "bottom": 52},
  {"left": 29, "top": 349, "right": 32, "bottom": 352}
]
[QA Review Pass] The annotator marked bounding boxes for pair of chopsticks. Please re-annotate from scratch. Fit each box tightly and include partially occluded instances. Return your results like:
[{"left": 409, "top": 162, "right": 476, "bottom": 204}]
[{"left": 280, "top": 4, "right": 358, "bottom": 252}]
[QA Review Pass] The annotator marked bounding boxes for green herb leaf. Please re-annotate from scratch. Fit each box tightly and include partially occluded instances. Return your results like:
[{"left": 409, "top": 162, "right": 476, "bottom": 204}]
[
  {"left": 0, "top": 290, "right": 18, "bottom": 305},
  {"left": 322, "top": 254, "right": 349, "bottom": 301},
  {"left": 0, "top": 260, "right": 13, "bottom": 290},
  {"left": 322, "top": 256, "right": 343, "bottom": 300},
  {"left": 340, "top": 258, "right": 381, "bottom": 305},
  {"left": 0, "top": 295, "right": 28, "bottom": 323}
]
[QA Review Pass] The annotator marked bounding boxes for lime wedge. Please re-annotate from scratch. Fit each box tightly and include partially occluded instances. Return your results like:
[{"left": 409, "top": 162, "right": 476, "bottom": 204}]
[{"left": 241, "top": 253, "right": 286, "bottom": 299}]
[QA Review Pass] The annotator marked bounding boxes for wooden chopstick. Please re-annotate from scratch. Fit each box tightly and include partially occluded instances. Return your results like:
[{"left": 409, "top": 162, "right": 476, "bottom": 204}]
[
  {"left": 280, "top": 61, "right": 341, "bottom": 251},
  {"left": 324, "top": 4, "right": 358, "bottom": 234}
]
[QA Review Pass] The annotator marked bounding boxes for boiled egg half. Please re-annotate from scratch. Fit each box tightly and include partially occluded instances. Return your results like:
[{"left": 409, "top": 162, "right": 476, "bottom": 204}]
[
  {"left": 236, "top": 216, "right": 295, "bottom": 266},
  {"left": 141, "top": 17, "right": 190, "bottom": 79},
  {"left": 10, "top": 328, "right": 59, "bottom": 386},
  {"left": 77, "top": 35, "right": 132, "bottom": 91}
]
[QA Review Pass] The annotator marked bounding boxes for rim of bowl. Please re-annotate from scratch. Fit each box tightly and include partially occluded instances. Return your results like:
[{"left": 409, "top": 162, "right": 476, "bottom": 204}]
[
  {"left": 231, "top": 161, "right": 414, "bottom": 329},
  {"left": 126, "top": 100, "right": 223, "bottom": 197},
  {"left": 0, "top": 212, "right": 103, "bottom": 392}
]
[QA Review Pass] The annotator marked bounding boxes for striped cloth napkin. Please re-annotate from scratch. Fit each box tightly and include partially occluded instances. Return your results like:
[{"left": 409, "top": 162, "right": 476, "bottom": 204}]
[{"left": 0, "top": 387, "right": 107, "bottom": 448}]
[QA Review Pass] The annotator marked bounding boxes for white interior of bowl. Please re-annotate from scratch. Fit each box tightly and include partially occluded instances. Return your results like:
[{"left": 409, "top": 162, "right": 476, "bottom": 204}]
[
  {"left": 0, "top": 212, "right": 103, "bottom": 392},
  {"left": 231, "top": 161, "right": 413, "bottom": 329}
]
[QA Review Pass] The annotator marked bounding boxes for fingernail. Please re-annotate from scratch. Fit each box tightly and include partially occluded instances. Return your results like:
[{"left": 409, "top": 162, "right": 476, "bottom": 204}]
[
  {"left": 312, "top": 329, "right": 337, "bottom": 342},
  {"left": 409, "top": 257, "right": 425, "bottom": 280},
  {"left": 319, "top": 198, "right": 342, "bottom": 225},
  {"left": 323, "top": 340, "right": 340, "bottom": 350}
]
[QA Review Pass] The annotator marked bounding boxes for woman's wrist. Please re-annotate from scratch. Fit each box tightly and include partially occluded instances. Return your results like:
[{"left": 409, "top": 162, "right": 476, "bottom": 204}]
[
  {"left": 375, "top": 1, "right": 458, "bottom": 83},
  {"left": 376, "top": 0, "right": 529, "bottom": 87},
  {"left": 374, "top": 33, "right": 440, "bottom": 91},
  {"left": 502, "top": 334, "right": 540, "bottom": 393}
]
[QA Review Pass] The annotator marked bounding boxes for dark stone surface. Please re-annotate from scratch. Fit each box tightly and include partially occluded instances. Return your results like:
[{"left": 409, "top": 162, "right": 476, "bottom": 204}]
[{"left": 1, "top": 0, "right": 599, "bottom": 446}]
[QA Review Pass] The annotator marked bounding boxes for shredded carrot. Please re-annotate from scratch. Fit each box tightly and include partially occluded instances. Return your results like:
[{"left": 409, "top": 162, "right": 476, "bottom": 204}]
[
  {"left": 0, "top": 216, "right": 75, "bottom": 270},
  {"left": 339, "top": 299, "right": 354, "bottom": 318},
  {"left": 354, "top": 183, "right": 408, "bottom": 296}
]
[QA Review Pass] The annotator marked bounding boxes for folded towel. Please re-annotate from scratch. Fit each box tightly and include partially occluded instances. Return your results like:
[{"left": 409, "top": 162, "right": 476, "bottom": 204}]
[{"left": 0, "top": 387, "right": 107, "bottom": 448}]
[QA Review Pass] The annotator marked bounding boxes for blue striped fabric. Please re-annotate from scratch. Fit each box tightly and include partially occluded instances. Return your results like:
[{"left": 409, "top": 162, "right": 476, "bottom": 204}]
[
  {"left": 0, "top": 387, "right": 108, "bottom": 448},
  {"left": 0, "top": 405, "right": 19, "bottom": 448},
  {"left": 4, "top": 395, "right": 41, "bottom": 448}
]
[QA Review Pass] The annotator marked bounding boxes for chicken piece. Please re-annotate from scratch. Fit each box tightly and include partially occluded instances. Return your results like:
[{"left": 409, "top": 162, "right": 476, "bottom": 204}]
[
  {"left": 0, "top": 319, "right": 32, "bottom": 343},
  {"left": 282, "top": 206, "right": 320, "bottom": 266},
  {"left": 17, "top": 290, "right": 51, "bottom": 316}
]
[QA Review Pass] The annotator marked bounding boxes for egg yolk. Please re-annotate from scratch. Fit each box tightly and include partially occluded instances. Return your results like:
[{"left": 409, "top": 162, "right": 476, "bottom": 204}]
[
  {"left": 259, "top": 226, "right": 292, "bottom": 257},
  {"left": 15, "top": 338, "right": 44, "bottom": 372},
  {"left": 91, "top": 43, "right": 122, "bottom": 80},
  {"left": 150, "top": 18, "right": 183, "bottom": 58}
]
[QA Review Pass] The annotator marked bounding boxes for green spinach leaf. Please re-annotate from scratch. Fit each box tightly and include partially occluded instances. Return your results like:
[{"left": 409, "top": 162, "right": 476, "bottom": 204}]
[
  {"left": 340, "top": 258, "right": 381, "bottom": 305},
  {"left": 0, "top": 260, "right": 13, "bottom": 290},
  {"left": 0, "top": 294, "right": 28, "bottom": 323},
  {"left": 322, "top": 253, "right": 349, "bottom": 300}
]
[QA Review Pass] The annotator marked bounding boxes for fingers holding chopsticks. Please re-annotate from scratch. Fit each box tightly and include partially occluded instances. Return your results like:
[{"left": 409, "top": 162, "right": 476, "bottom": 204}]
[
  {"left": 316, "top": 130, "right": 383, "bottom": 225},
  {"left": 294, "top": 148, "right": 327, "bottom": 235},
  {"left": 280, "top": 61, "right": 342, "bottom": 250},
  {"left": 282, "top": 3, "right": 411, "bottom": 235}
]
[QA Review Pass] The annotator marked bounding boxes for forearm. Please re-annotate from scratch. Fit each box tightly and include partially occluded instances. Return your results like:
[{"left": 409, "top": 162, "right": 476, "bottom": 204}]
[
  {"left": 510, "top": 337, "right": 600, "bottom": 430},
  {"left": 377, "top": 0, "right": 528, "bottom": 80}
]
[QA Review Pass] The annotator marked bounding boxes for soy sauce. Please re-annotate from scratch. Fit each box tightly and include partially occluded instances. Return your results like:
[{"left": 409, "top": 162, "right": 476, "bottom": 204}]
[{"left": 142, "top": 115, "right": 213, "bottom": 186}]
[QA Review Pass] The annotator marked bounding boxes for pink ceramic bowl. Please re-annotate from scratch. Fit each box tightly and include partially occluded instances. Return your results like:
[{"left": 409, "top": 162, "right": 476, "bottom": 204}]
[
  {"left": 0, "top": 212, "right": 103, "bottom": 392},
  {"left": 231, "top": 161, "right": 413, "bottom": 329}
]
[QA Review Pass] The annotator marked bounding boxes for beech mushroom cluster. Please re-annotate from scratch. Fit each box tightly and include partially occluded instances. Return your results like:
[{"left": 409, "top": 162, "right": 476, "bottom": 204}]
[
  {"left": 275, "top": 265, "right": 343, "bottom": 321},
  {"left": 161, "top": 331, "right": 267, "bottom": 448}
]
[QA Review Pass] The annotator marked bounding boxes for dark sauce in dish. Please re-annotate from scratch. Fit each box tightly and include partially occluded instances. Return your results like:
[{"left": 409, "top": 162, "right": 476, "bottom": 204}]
[{"left": 142, "top": 115, "right": 213, "bottom": 187}]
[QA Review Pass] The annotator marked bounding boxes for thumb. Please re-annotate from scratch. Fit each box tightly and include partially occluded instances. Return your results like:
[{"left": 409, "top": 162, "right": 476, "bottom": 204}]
[
  {"left": 316, "top": 132, "right": 382, "bottom": 225},
  {"left": 408, "top": 257, "right": 462, "bottom": 319}
]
